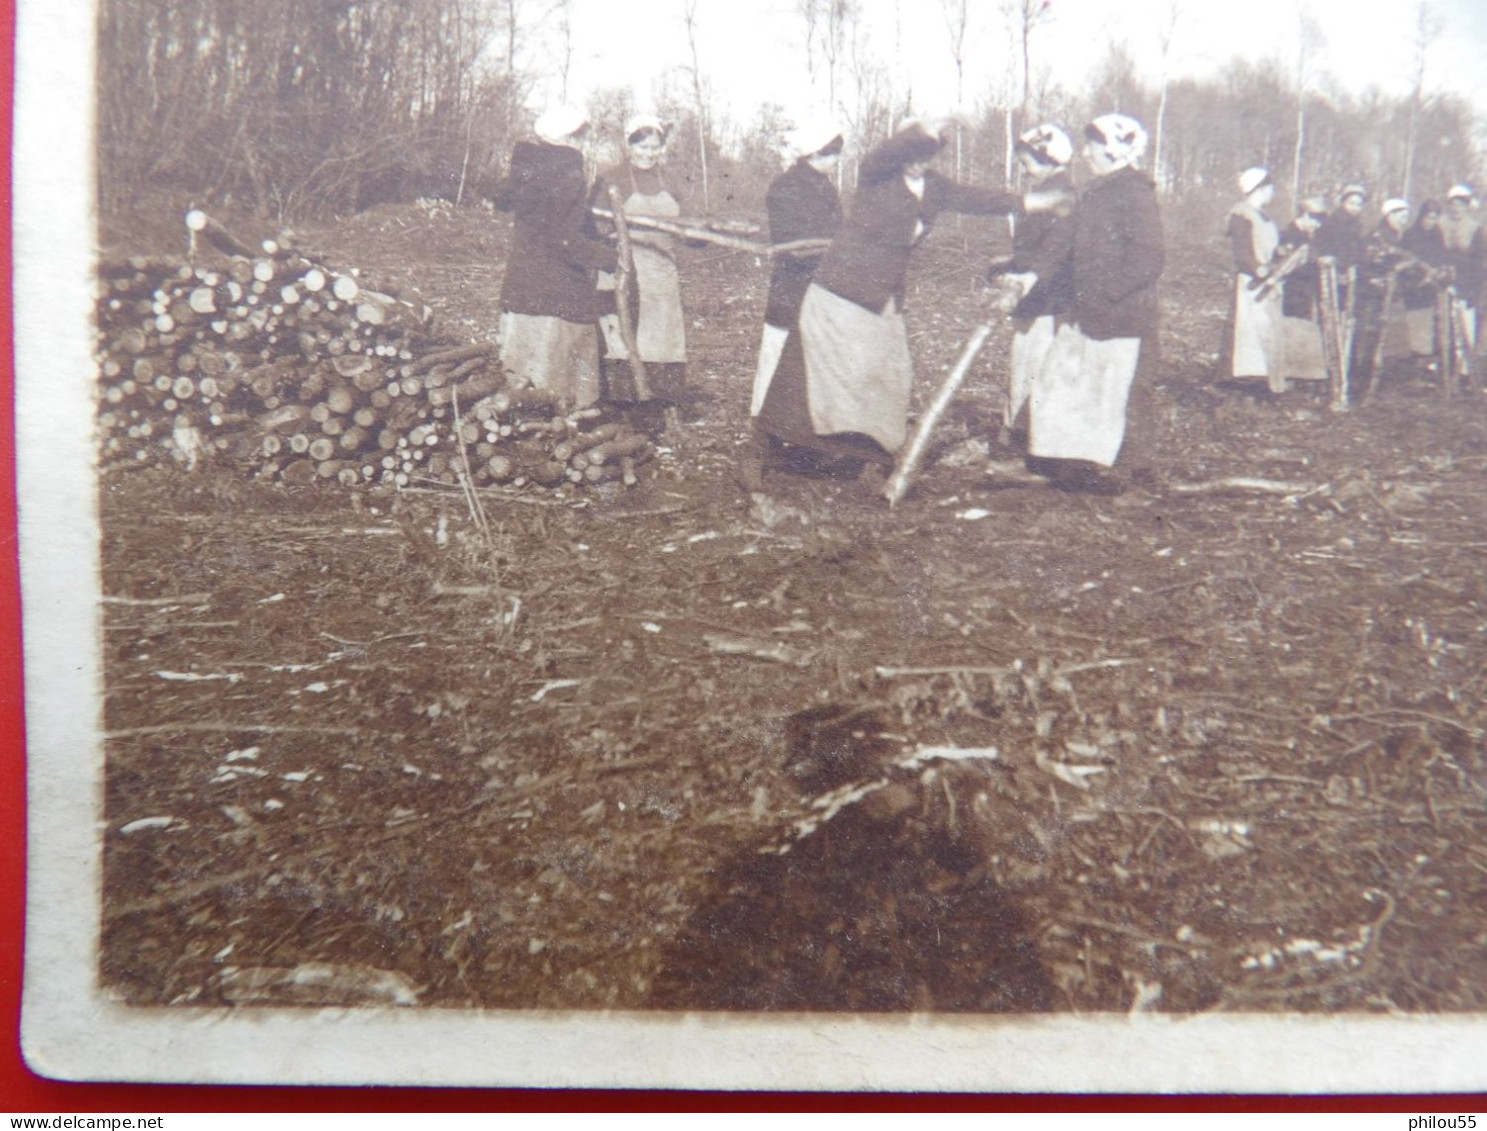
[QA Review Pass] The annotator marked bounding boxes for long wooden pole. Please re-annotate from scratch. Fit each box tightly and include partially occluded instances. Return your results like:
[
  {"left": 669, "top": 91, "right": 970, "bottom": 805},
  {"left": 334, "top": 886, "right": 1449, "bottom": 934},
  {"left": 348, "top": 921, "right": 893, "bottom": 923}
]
[
  {"left": 1319, "top": 257, "right": 1356, "bottom": 412},
  {"left": 1339, "top": 265, "right": 1358, "bottom": 408},
  {"left": 1365, "top": 273, "right": 1398, "bottom": 403},
  {"left": 605, "top": 184, "right": 652, "bottom": 402},
  {"left": 1437, "top": 287, "right": 1454, "bottom": 401},
  {"left": 882, "top": 319, "right": 998, "bottom": 507},
  {"left": 1450, "top": 289, "right": 1474, "bottom": 391},
  {"left": 592, "top": 207, "right": 827, "bottom": 258}
]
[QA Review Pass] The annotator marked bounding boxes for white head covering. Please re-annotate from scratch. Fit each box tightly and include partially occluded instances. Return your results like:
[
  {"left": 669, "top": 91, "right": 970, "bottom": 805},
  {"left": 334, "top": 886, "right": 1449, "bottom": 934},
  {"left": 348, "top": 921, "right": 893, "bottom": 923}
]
[
  {"left": 1238, "top": 167, "right": 1271, "bottom": 196},
  {"left": 625, "top": 113, "right": 667, "bottom": 143},
  {"left": 1447, "top": 183, "right": 1475, "bottom": 203},
  {"left": 1017, "top": 123, "right": 1074, "bottom": 168},
  {"left": 1085, "top": 113, "right": 1148, "bottom": 168},
  {"left": 534, "top": 104, "right": 588, "bottom": 145},
  {"left": 786, "top": 116, "right": 844, "bottom": 159},
  {"left": 1382, "top": 197, "right": 1410, "bottom": 218}
]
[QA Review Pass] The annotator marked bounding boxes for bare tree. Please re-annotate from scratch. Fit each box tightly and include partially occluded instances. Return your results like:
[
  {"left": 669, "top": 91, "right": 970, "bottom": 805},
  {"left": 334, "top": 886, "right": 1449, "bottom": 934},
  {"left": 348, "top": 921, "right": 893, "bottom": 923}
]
[
  {"left": 995, "top": 0, "right": 1053, "bottom": 195},
  {"left": 681, "top": 0, "right": 712, "bottom": 212},
  {"left": 1152, "top": 0, "right": 1183, "bottom": 192},
  {"left": 999, "top": 0, "right": 1054, "bottom": 129},
  {"left": 812, "top": 0, "right": 852, "bottom": 119},
  {"left": 798, "top": 0, "right": 821, "bottom": 94},
  {"left": 1402, "top": 0, "right": 1443, "bottom": 201},
  {"left": 554, "top": 0, "right": 574, "bottom": 103},
  {"left": 841, "top": 1, "right": 892, "bottom": 172},
  {"left": 1290, "top": 8, "right": 1325, "bottom": 207},
  {"left": 940, "top": 0, "right": 970, "bottom": 178}
]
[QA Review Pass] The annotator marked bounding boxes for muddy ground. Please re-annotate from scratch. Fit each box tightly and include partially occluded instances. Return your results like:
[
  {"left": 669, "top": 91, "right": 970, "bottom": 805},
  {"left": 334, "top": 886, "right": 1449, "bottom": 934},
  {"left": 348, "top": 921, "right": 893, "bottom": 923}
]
[{"left": 98, "top": 199, "right": 1487, "bottom": 1014}]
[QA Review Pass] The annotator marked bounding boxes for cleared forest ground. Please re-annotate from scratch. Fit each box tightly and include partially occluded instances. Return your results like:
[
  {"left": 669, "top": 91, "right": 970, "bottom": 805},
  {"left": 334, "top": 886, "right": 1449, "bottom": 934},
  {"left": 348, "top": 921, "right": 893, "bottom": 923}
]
[{"left": 98, "top": 200, "right": 1487, "bottom": 1013}]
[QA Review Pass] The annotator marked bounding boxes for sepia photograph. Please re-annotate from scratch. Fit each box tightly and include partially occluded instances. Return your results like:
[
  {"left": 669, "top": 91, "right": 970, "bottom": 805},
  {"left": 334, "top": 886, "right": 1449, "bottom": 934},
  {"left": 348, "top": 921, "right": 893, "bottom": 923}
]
[{"left": 13, "top": 0, "right": 1487, "bottom": 1092}]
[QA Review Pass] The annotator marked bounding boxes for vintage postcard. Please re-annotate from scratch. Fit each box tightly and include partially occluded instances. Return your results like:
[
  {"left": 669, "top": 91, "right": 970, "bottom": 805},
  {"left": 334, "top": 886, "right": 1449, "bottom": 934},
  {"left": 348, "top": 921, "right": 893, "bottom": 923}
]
[{"left": 16, "top": 0, "right": 1487, "bottom": 1091}]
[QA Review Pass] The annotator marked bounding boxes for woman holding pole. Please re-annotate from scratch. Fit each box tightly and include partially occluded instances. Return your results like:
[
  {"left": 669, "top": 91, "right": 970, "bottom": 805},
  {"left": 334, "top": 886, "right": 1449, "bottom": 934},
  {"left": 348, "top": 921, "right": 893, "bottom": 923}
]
[
  {"left": 988, "top": 123, "right": 1076, "bottom": 437},
  {"left": 592, "top": 115, "right": 691, "bottom": 434}
]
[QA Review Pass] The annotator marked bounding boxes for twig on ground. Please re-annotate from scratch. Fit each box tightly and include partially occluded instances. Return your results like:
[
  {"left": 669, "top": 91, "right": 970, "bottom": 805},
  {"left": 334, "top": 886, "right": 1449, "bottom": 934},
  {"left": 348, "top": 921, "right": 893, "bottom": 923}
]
[
  {"left": 102, "top": 593, "right": 212, "bottom": 606},
  {"left": 1330, "top": 709, "right": 1482, "bottom": 738},
  {"left": 1169, "top": 477, "right": 1318, "bottom": 496},
  {"left": 105, "top": 723, "right": 366, "bottom": 739}
]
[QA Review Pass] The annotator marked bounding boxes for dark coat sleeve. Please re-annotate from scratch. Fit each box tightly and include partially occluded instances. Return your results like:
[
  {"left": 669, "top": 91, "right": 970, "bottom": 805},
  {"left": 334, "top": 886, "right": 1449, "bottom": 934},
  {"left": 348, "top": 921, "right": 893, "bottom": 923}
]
[
  {"left": 1228, "top": 212, "right": 1263, "bottom": 275},
  {"left": 1018, "top": 214, "right": 1076, "bottom": 319},
  {"left": 923, "top": 172, "right": 1022, "bottom": 219}
]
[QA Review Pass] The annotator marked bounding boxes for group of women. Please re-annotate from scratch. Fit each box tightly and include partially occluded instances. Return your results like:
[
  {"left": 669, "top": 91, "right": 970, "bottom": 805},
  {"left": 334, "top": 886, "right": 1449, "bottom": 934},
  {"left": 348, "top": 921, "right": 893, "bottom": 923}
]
[
  {"left": 1225, "top": 171, "right": 1483, "bottom": 393},
  {"left": 495, "top": 103, "right": 1169, "bottom": 497}
]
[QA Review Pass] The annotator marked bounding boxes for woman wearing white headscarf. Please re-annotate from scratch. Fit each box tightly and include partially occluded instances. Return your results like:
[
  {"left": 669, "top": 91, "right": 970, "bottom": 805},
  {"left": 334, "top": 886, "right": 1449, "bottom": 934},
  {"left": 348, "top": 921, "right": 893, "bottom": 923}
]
[
  {"left": 989, "top": 123, "right": 1076, "bottom": 435},
  {"left": 1020, "top": 113, "right": 1165, "bottom": 494},
  {"left": 494, "top": 105, "right": 615, "bottom": 407},
  {"left": 591, "top": 114, "right": 690, "bottom": 431},
  {"left": 1225, "top": 166, "right": 1285, "bottom": 392}
]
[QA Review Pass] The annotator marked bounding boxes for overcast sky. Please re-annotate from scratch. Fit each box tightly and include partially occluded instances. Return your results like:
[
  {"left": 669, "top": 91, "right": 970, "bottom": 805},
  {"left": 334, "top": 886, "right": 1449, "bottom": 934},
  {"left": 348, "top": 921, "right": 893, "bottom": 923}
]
[{"left": 525, "top": 0, "right": 1487, "bottom": 136}]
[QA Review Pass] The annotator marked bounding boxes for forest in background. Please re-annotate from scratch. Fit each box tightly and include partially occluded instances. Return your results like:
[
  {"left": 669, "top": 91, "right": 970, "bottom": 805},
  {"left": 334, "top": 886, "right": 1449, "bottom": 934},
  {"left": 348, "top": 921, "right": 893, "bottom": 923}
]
[{"left": 96, "top": 0, "right": 1484, "bottom": 223}]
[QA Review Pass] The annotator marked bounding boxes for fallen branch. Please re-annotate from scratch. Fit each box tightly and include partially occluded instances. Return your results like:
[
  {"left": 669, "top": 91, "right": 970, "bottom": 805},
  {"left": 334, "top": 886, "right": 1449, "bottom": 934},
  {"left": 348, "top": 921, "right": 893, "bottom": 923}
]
[
  {"left": 1329, "top": 709, "right": 1483, "bottom": 738},
  {"left": 884, "top": 318, "right": 999, "bottom": 506},
  {"left": 1168, "top": 477, "right": 1318, "bottom": 496},
  {"left": 430, "top": 583, "right": 502, "bottom": 598},
  {"left": 592, "top": 207, "right": 827, "bottom": 258},
  {"left": 105, "top": 723, "right": 366, "bottom": 740},
  {"left": 102, "top": 593, "right": 212, "bottom": 606},
  {"left": 703, "top": 633, "right": 812, "bottom": 666},
  {"left": 875, "top": 664, "right": 1008, "bottom": 678}
]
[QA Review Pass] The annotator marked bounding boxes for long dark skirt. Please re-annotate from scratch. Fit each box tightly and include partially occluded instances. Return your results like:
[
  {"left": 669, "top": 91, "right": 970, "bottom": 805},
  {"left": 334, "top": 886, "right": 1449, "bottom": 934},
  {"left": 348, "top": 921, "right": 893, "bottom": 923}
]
[{"left": 754, "top": 329, "right": 893, "bottom": 469}]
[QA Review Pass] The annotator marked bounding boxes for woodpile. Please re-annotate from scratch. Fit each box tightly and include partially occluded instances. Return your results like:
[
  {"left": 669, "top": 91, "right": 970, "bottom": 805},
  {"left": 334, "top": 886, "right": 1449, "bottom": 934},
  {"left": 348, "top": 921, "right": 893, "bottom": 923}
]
[{"left": 94, "top": 212, "right": 655, "bottom": 492}]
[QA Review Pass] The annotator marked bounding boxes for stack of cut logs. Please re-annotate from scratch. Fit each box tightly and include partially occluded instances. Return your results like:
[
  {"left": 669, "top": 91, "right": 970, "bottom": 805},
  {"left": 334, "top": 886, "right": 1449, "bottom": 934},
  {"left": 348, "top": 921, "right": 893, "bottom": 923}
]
[{"left": 94, "top": 211, "right": 654, "bottom": 491}]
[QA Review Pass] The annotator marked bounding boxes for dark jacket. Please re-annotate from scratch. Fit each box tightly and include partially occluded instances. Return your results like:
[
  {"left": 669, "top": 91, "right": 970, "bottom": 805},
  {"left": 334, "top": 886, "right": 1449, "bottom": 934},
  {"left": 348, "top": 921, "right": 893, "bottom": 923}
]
[
  {"left": 496, "top": 141, "right": 616, "bottom": 322},
  {"left": 1000, "top": 168, "right": 1074, "bottom": 320},
  {"left": 1226, "top": 206, "right": 1275, "bottom": 276},
  {"left": 1035, "top": 165, "right": 1164, "bottom": 341},
  {"left": 1279, "top": 221, "right": 1319, "bottom": 321},
  {"left": 1313, "top": 209, "right": 1366, "bottom": 272},
  {"left": 812, "top": 125, "right": 1023, "bottom": 314},
  {"left": 1399, "top": 222, "right": 1447, "bottom": 310},
  {"left": 764, "top": 159, "right": 843, "bottom": 327}
]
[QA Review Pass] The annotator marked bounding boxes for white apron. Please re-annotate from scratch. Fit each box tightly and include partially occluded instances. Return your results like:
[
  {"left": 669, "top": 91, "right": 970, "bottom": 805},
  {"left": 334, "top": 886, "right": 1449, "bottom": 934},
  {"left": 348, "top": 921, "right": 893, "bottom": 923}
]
[
  {"left": 598, "top": 180, "right": 687, "bottom": 365},
  {"left": 1229, "top": 203, "right": 1285, "bottom": 392},
  {"left": 1029, "top": 323, "right": 1141, "bottom": 468},
  {"left": 799, "top": 283, "right": 914, "bottom": 453},
  {"left": 1006, "top": 314, "right": 1057, "bottom": 428},
  {"left": 498, "top": 311, "right": 601, "bottom": 408}
]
